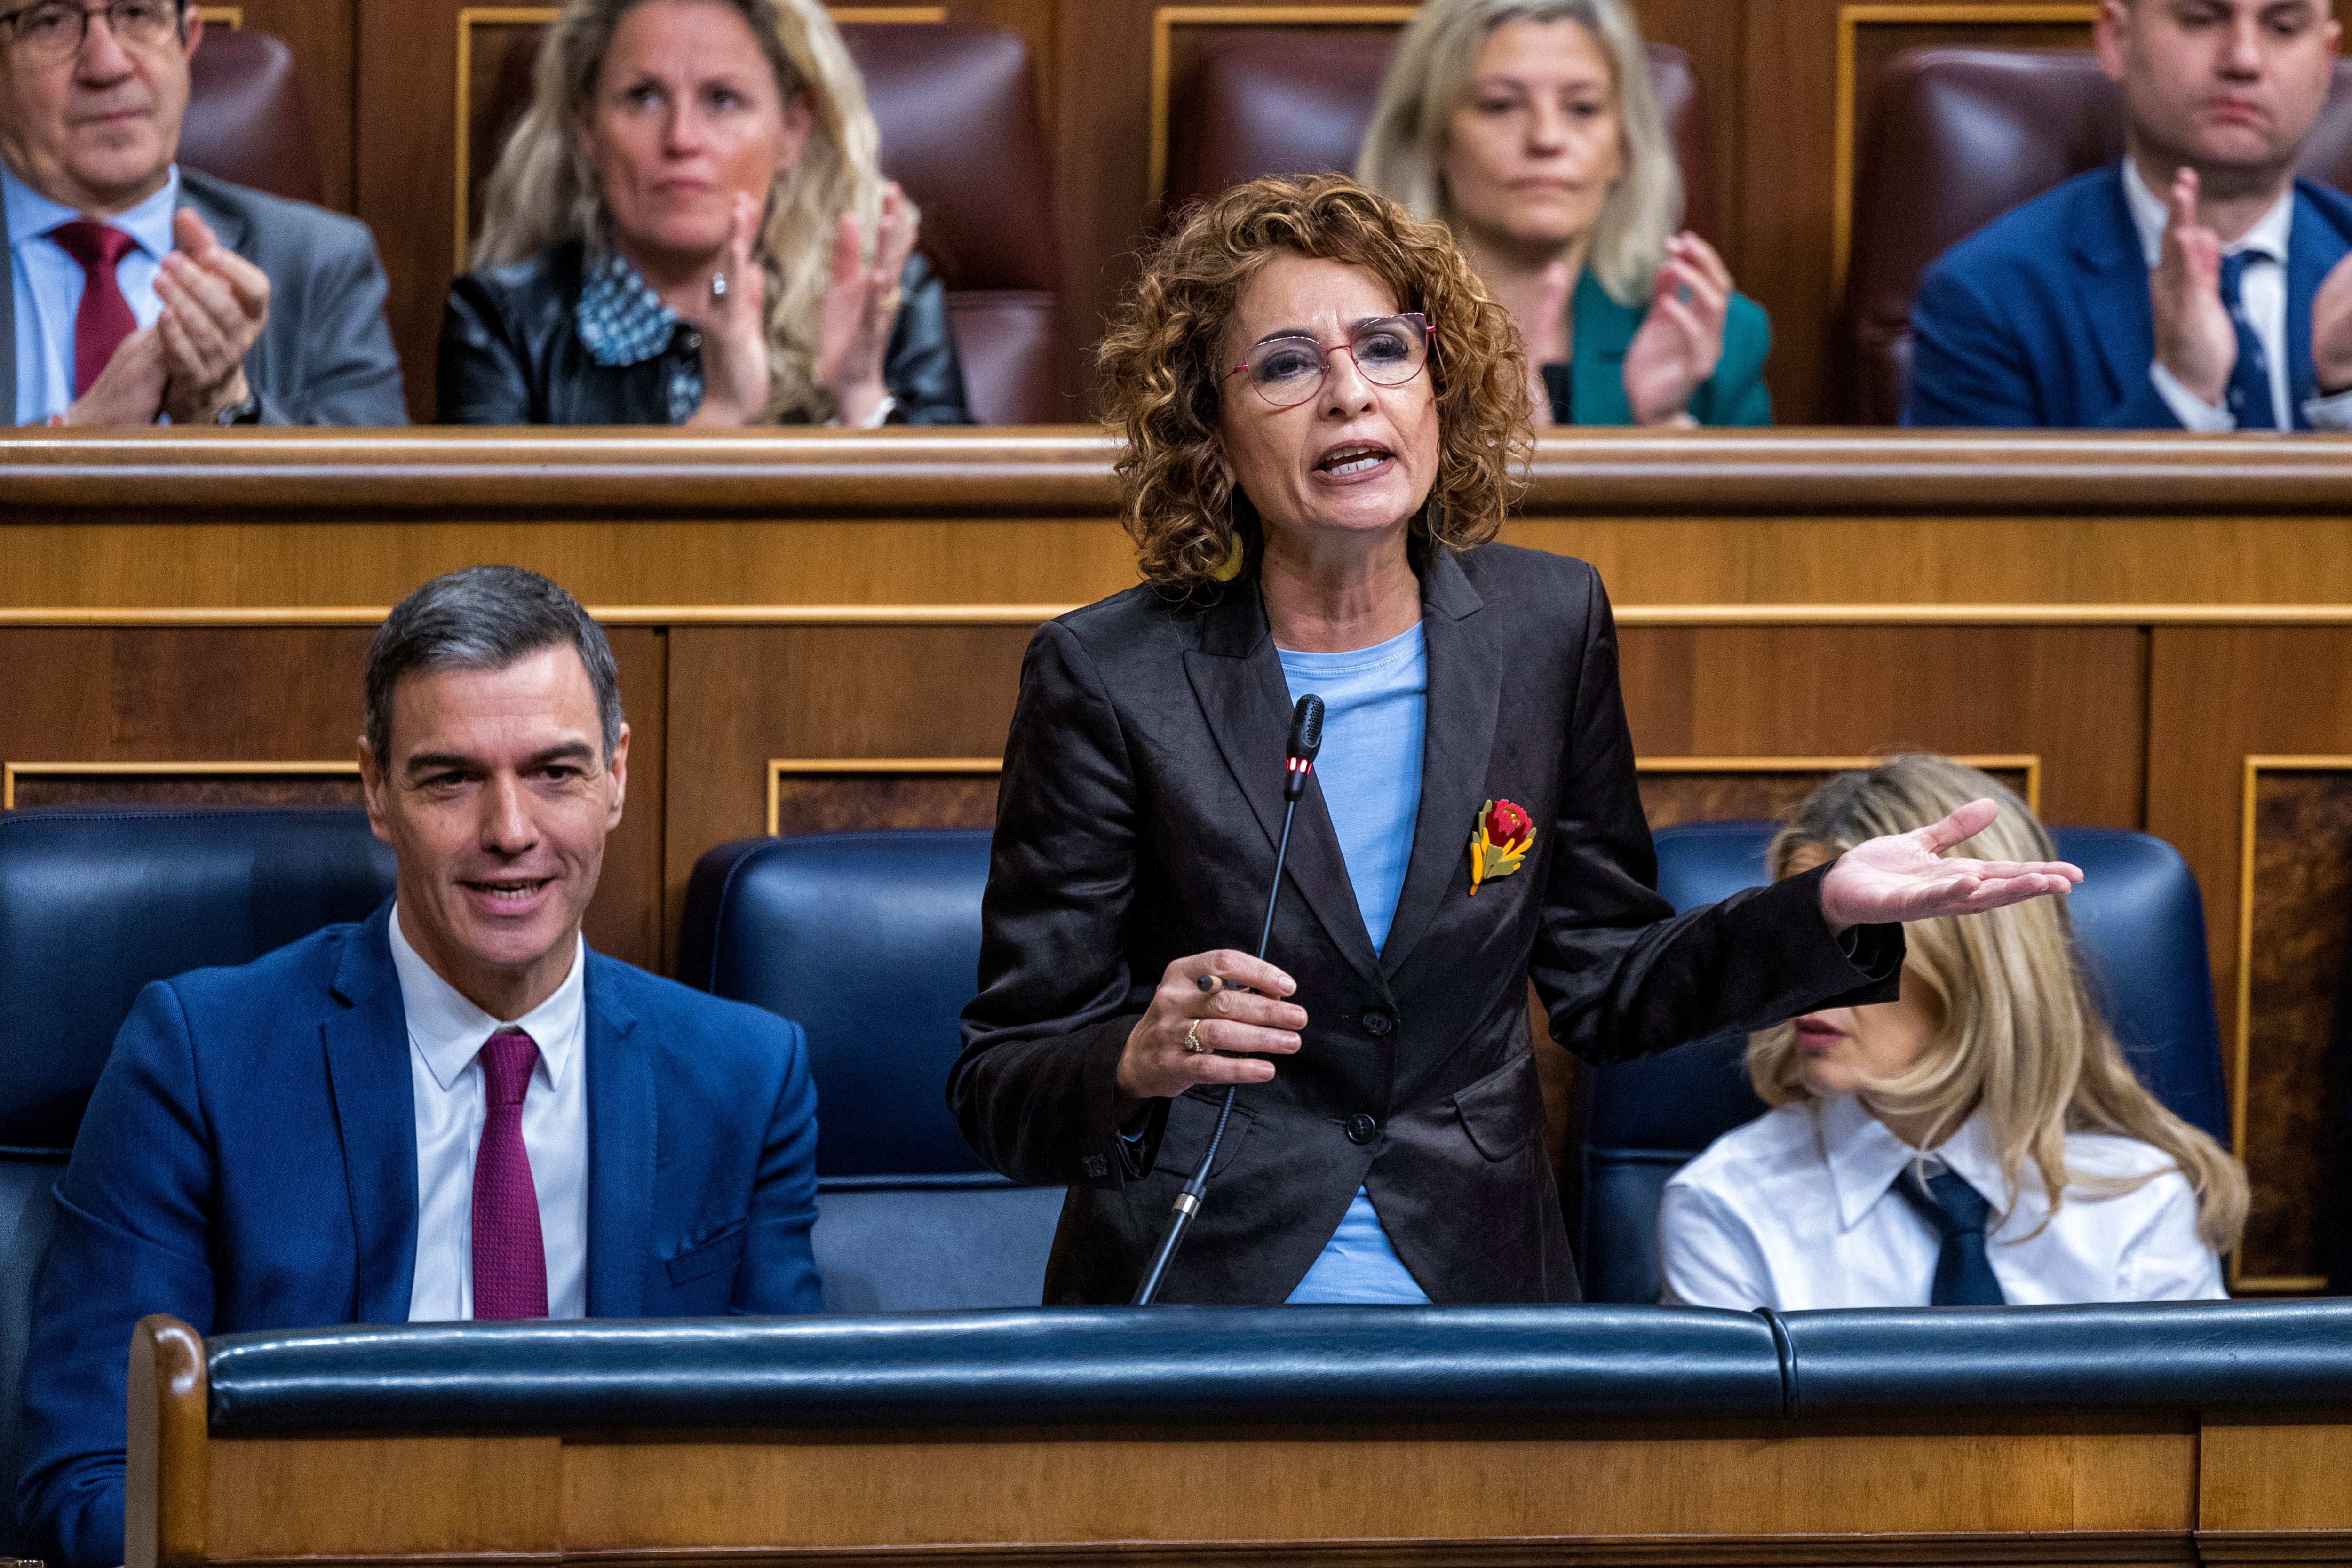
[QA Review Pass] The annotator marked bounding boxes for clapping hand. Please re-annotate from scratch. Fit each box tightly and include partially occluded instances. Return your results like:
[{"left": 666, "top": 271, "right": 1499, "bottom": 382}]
[
  {"left": 2310, "top": 248, "right": 2352, "bottom": 396},
  {"left": 155, "top": 209, "right": 269, "bottom": 424},
  {"left": 2151, "top": 167, "right": 2239, "bottom": 409},
  {"left": 1622, "top": 231, "right": 1732, "bottom": 427},
  {"left": 62, "top": 325, "right": 166, "bottom": 425},
  {"left": 1818, "top": 798, "right": 2082, "bottom": 934},
  {"left": 685, "top": 191, "right": 773, "bottom": 427},
  {"left": 818, "top": 180, "right": 916, "bottom": 427}
]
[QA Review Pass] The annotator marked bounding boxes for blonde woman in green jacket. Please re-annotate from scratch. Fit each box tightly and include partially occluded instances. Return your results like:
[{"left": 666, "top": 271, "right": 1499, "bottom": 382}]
[{"left": 1359, "top": 0, "right": 1771, "bottom": 427}]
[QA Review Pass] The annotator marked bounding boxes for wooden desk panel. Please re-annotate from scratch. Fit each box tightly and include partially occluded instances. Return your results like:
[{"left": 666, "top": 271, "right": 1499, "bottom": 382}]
[{"left": 133, "top": 1319, "right": 2352, "bottom": 1568}]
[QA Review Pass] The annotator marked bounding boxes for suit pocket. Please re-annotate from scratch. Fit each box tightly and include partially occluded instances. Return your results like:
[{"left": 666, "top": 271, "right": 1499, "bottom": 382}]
[
  {"left": 1154, "top": 1087, "right": 1255, "bottom": 1181},
  {"left": 1453, "top": 1054, "right": 1541, "bottom": 1162},
  {"left": 663, "top": 1219, "right": 748, "bottom": 1287}
]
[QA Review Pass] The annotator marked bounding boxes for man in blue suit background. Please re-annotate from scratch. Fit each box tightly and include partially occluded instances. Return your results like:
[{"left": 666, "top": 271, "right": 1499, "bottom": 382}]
[
  {"left": 18, "top": 566, "right": 823, "bottom": 1568},
  {"left": 1906, "top": 0, "right": 2352, "bottom": 429}
]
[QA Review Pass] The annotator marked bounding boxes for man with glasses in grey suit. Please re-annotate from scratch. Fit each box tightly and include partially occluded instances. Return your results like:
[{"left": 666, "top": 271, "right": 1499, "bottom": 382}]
[{"left": 0, "top": 0, "right": 405, "bottom": 425}]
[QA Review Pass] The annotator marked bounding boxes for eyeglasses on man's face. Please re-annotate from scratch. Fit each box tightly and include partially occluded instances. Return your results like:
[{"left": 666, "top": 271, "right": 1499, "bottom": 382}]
[
  {"left": 1226, "top": 313, "right": 1434, "bottom": 409},
  {"left": 0, "top": 0, "right": 183, "bottom": 65}
]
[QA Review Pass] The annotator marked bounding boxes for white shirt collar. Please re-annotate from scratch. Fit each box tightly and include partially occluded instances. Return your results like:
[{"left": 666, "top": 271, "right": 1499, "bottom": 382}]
[
  {"left": 388, "top": 904, "right": 585, "bottom": 1093},
  {"left": 1, "top": 160, "right": 180, "bottom": 261},
  {"left": 2121, "top": 156, "right": 2292, "bottom": 271},
  {"left": 1816, "top": 1093, "right": 2008, "bottom": 1232}
]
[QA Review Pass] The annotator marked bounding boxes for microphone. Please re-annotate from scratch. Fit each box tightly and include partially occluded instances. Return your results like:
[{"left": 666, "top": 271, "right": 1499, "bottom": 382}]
[
  {"left": 1283, "top": 693, "right": 1325, "bottom": 803},
  {"left": 1133, "top": 693, "right": 1323, "bottom": 1306}
]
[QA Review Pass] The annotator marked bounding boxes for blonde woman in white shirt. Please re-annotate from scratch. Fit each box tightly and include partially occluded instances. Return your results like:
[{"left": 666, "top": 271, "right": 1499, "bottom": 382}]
[{"left": 1660, "top": 756, "right": 2247, "bottom": 1310}]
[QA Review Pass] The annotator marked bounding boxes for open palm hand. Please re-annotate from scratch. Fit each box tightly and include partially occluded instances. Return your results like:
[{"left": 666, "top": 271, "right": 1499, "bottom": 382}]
[{"left": 1818, "top": 798, "right": 2082, "bottom": 933}]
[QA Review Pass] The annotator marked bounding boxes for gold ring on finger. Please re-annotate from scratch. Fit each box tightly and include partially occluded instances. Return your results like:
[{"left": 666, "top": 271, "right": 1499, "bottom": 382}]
[{"left": 1183, "top": 1021, "right": 1207, "bottom": 1054}]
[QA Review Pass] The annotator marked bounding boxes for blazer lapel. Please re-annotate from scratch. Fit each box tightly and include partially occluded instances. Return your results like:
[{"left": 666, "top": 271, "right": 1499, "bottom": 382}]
[
  {"left": 2072, "top": 169, "right": 2155, "bottom": 408},
  {"left": 1570, "top": 270, "right": 1638, "bottom": 428},
  {"left": 1182, "top": 581, "right": 1384, "bottom": 990},
  {"left": 583, "top": 955, "right": 652, "bottom": 1318},
  {"left": 1377, "top": 550, "right": 1496, "bottom": 978},
  {"left": 2285, "top": 182, "right": 2337, "bottom": 427},
  {"left": 321, "top": 904, "right": 419, "bottom": 1323},
  {"left": 173, "top": 171, "right": 248, "bottom": 255}
]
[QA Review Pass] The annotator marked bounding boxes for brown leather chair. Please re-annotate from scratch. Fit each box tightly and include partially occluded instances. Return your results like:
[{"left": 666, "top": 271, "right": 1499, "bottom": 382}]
[
  {"left": 481, "top": 21, "right": 1062, "bottom": 425},
  {"left": 1162, "top": 32, "right": 1716, "bottom": 242},
  {"left": 1840, "top": 47, "right": 2352, "bottom": 424},
  {"left": 179, "top": 27, "right": 322, "bottom": 207}
]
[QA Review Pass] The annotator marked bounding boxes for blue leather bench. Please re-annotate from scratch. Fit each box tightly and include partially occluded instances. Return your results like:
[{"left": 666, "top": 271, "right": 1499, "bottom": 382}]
[
  {"left": 681, "top": 830, "right": 1063, "bottom": 1312},
  {"left": 1578, "top": 821, "right": 2233, "bottom": 1304},
  {"left": 0, "top": 807, "right": 394, "bottom": 1555}
]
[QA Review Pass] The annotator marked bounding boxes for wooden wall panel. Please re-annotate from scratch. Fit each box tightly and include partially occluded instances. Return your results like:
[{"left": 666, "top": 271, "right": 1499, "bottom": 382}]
[
  {"left": 1618, "top": 626, "right": 2143, "bottom": 829},
  {"left": 2147, "top": 628, "right": 2352, "bottom": 1292},
  {"left": 0, "top": 625, "right": 667, "bottom": 973},
  {"left": 662, "top": 623, "right": 1032, "bottom": 963}
]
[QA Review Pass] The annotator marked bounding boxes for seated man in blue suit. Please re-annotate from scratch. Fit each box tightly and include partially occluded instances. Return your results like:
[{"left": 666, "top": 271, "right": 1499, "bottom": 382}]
[
  {"left": 18, "top": 565, "right": 823, "bottom": 1568},
  {"left": 1906, "top": 0, "right": 2352, "bottom": 430}
]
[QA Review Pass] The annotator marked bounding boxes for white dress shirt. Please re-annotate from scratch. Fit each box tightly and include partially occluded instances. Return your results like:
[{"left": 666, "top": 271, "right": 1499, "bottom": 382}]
[
  {"left": 1659, "top": 1093, "right": 2225, "bottom": 1310},
  {"left": 3, "top": 161, "right": 179, "bottom": 425},
  {"left": 389, "top": 906, "right": 590, "bottom": 1321},
  {"left": 2120, "top": 158, "right": 2352, "bottom": 431}
]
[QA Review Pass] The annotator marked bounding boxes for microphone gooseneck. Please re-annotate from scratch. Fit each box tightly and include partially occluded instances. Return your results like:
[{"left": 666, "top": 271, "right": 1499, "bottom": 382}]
[{"left": 1132, "top": 692, "right": 1322, "bottom": 1306}]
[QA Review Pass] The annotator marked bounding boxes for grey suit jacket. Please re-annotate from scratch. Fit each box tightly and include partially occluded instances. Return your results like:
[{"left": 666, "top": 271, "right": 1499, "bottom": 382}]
[{"left": 1, "top": 164, "right": 406, "bottom": 425}]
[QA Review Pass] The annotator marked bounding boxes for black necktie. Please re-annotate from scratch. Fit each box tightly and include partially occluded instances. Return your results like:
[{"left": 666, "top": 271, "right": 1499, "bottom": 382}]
[
  {"left": 1892, "top": 1168, "right": 2007, "bottom": 1306},
  {"left": 2219, "top": 251, "right": 2279, "bottom": 431}
]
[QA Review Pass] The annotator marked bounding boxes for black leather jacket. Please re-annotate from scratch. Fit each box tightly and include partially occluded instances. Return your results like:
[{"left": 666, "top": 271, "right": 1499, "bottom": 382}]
[{"left": 437, "top": 240, "right": 971, "bottom": 425}]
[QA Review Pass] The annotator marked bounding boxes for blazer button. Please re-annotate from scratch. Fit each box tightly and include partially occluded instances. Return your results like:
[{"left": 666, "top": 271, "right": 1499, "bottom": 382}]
[
  {"left": 1360, "top": 1009, "right": 1393, "bottom": 1036},
  {"left": 1345, "top": 1113, "right": 1378, "bottom": 1145}
]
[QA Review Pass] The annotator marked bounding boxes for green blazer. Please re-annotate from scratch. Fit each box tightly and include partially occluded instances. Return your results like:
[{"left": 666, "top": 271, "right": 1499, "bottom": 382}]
[{"left": 1542, "top": 268, "right": 1772, "bottom": 426}]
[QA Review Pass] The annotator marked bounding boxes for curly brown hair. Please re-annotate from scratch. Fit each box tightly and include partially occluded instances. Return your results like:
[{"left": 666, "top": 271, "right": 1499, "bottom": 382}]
[{"left": 1097, "top": 173, "right": 1533, "bottom": 593}]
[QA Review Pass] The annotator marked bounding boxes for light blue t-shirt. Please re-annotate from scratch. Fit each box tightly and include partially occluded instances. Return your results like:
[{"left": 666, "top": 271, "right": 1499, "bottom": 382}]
[
  {"left": 5, "top": 163, "right": 179, "bottom": 424},
  {"left": 1277, "top": 622, "right": 1432, "bottom": 1305}
]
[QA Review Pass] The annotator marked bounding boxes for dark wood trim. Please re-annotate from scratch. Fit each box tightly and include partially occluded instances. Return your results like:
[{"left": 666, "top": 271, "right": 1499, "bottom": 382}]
[
  {"left": 127, "top": 1314, "right": 210, "bottom": 1568},
  {"left": 14, "top": 429, "right": 2352, "bottom": 518}
]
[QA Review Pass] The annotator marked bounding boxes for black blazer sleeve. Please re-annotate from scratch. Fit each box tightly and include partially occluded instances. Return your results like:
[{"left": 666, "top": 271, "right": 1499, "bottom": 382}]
[
  {"left": 1528, "top": 569, "right": 1902, "bottom": 1061},
  {"left": 883, "top": 251, "right": 971, "bottom": 425},
  {"left": 949, "top": 621, "right": 1148, "bottom": 1188},
  {"left": 438, "top": 272, "right": 538, "bottom": 426}
]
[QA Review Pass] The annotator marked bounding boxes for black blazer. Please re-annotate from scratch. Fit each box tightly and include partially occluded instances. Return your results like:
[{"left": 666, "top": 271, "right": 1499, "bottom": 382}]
[
  {"left": 950, "top": 543, "right": 1902, "bottom": 1306},
  {"left": 437, "top": 239, "right": 970, "bottom": 425}
]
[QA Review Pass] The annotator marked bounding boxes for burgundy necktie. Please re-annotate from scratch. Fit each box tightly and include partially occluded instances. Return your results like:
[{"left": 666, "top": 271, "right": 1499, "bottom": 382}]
[
  {"left": 48, "top": 221, "right": 138, "bottom": 398},
  {"left": 470, "top": 1028, "right": 548, "bottom": 1320}
]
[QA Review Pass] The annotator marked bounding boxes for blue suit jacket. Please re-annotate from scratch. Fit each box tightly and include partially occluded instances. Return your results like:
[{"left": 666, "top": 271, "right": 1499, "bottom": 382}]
[
  {"left": 17, "top": 905, "right": 822, "bottom": 1568},
  {"left": 1903, "top": 165, "right": 2352, "bottom": 428}
]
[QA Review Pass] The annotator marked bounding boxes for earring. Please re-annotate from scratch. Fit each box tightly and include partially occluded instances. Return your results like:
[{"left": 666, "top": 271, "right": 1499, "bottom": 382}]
[{"left": 1210, "top": 532, "right": 1246, "bottom": 582}]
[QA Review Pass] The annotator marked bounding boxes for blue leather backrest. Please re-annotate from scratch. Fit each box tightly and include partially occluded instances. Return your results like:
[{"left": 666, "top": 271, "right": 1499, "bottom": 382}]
[
  {"left": 1581, "top": 820, "right": 2230, "bottom": 1304},
  {"left": 680, "top": 830, "right": 996, "bottom": 1178},
  {"left": 0, "top": 808, "right": 397, "bottom": 1154},
  {"left": 680, "top": 830, "right": 1065, "bottom": 1311},
  {"left": 0, "top": 806, "right": 394, "bottom": 1554}
]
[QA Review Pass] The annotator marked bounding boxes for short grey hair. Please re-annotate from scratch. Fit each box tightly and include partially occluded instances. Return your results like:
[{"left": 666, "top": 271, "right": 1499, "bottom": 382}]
[
  {"left": 1356, "top": 0, "right": 1682, "bottom": 308},
  {"left": 364, "top": 566, "right": 623, "bottom": 767}
]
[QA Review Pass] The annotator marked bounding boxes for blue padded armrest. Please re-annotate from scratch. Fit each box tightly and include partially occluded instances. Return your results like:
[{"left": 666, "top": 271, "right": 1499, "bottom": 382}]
[
  {"left": 200, "top": 1298, "right": 2352, "bottom": 1434},
  {"left": 0, "top": 807, "right": 396, "bottom": 1153},
  {"left": 1778, "top": 1299, "right": 2352, "bottom": 1413},
  {"left": 204, "top": 1306, "right": 1788, "bottom": 1432}
]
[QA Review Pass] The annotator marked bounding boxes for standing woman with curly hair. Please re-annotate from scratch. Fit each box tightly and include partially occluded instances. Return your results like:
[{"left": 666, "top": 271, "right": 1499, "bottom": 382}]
[
  {"left": 949, "top": 174, "right": 2080, "bottom": 1306},
  {"left": 440, "top": 0, "right": 969, "bottom": 426}
]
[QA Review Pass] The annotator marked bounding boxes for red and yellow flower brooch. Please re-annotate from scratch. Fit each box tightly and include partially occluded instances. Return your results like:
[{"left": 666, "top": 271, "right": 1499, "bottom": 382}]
[{"left": 1468, "top": 798, "right": 1534, "bottom": 894}]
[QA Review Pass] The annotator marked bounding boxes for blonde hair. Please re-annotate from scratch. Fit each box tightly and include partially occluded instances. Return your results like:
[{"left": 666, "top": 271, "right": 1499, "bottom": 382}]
[
  {"left": 1356, "top": 0, "right": 1680, "bottom": 307},
  {"left": 471, "top": 0, "right": 892, "bottom": 423},
  {"left": 1747, "top": 755, "right": 2248, "bottom": 1253},
  {"left": 1097, "top": 174, "right": 1532, "bottom": 593}
]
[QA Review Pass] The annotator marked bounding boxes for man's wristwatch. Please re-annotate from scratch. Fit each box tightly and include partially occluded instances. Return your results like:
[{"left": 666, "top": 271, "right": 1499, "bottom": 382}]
[{"left": 213, "top": 390, "right": 262, "bottom": 425}]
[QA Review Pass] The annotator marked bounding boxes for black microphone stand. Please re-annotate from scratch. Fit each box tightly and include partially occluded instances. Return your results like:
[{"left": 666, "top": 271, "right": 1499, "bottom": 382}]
[{"left": 1132, "top": 696, "right": 1321, "bottom": 1306}]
